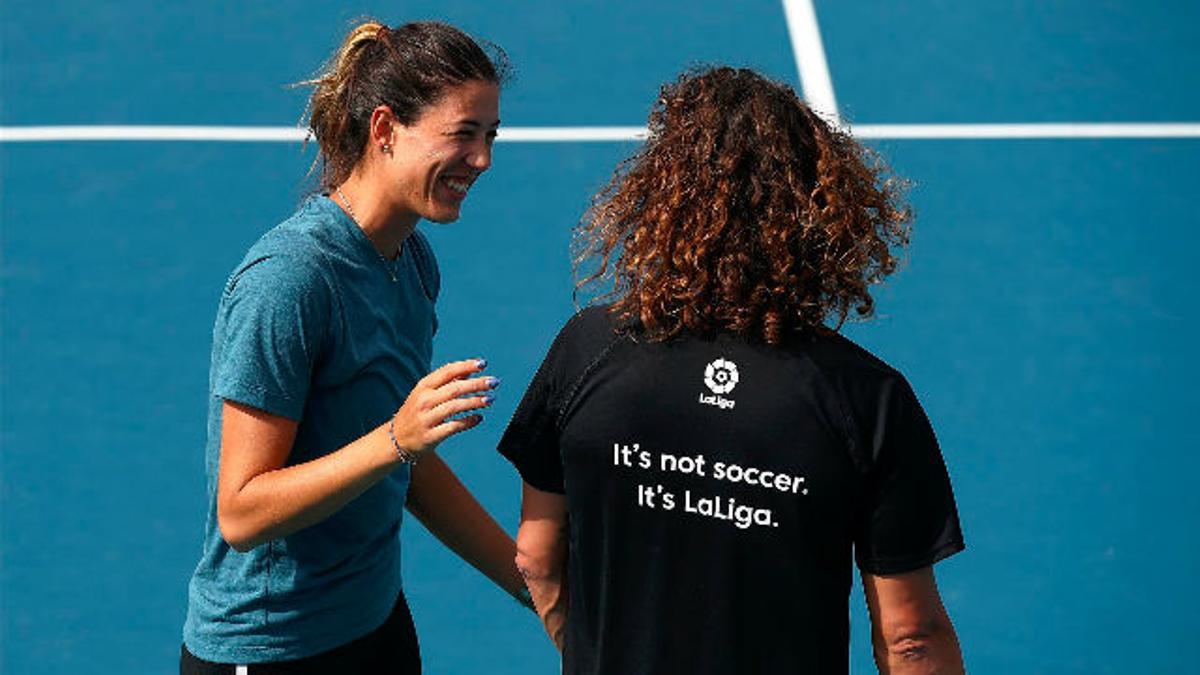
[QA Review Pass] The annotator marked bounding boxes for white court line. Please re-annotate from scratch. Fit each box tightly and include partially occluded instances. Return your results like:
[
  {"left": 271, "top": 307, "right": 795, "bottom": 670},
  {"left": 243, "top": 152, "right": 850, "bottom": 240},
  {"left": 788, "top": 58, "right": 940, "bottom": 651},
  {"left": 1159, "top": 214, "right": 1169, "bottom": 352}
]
[
  {"left": 852, "top": 123, "right": 1200, "bottom": 139},
  {"left": 0, "top": 125, "right": 308, "bottom": 142},
  {"left": 0, "top": 125, "right": 647, "bottom": 143},
  {"left": 499, "top": 126, "right": 648, "bottom": 142},
  {"left": 2, "top": 124, "right": 1200, "bottom": 143},
  {"left": 781, "top": 0, "right": 840, "bottom": 123}
]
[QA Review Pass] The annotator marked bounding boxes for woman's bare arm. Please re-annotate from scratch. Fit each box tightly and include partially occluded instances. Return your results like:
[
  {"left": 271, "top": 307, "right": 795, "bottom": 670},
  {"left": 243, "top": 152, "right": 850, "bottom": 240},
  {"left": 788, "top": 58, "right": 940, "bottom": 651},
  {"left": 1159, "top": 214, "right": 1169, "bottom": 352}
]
[
  {"left": 405, "top": 453, "right": 525, "bottom": 598},
  {"left": 216, "top": 359, "right": 493, "bottom": 551}
]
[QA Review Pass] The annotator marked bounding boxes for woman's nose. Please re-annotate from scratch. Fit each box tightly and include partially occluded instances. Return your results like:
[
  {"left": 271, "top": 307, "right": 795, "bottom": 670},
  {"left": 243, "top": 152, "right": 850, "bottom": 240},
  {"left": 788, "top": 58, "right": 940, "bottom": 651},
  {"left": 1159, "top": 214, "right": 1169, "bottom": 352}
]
[{"left": 466, "top": 141, "right": 492, "bottom": 172}]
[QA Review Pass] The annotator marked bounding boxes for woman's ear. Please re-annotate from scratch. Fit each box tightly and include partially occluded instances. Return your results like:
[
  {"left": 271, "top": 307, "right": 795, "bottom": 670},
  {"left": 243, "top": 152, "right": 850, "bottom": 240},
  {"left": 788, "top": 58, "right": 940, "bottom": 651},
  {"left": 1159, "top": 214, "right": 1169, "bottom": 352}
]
[{"left": 368, "top": 105, "right": 397, "bottom": 156}]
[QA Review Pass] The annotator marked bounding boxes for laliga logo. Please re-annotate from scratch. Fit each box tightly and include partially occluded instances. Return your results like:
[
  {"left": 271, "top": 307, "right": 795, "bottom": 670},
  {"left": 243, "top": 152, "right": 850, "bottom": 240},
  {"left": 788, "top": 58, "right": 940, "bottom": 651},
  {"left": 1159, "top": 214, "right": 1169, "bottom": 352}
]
[
  {"left": 704, "top": 358, "right": 739, "bottom": 394},
  {"left": 700, "top": 358, "right": 738, "bottom": 410}
]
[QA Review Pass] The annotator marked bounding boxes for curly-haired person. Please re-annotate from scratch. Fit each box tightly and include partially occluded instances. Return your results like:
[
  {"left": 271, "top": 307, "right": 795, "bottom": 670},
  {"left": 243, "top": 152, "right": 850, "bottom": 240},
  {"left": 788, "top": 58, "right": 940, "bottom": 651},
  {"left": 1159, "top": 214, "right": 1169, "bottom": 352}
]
[{"left": 499, "top": 67, "right": 966, "bottom": 674}]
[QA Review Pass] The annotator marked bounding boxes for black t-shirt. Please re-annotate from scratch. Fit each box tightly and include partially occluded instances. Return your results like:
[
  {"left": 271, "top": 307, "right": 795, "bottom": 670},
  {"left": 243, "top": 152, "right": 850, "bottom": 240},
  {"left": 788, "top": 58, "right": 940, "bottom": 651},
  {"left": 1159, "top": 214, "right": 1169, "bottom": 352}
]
[{"left": 499, "top": 307, "right": 964, "bottom": 674}]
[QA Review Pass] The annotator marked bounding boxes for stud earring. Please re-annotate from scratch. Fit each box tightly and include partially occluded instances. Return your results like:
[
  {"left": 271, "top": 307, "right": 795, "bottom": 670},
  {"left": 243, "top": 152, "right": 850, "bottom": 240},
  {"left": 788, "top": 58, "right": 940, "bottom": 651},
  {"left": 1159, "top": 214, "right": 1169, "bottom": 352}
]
[{"left": 382, "top": 143, "right": 392, "bottom": 154}]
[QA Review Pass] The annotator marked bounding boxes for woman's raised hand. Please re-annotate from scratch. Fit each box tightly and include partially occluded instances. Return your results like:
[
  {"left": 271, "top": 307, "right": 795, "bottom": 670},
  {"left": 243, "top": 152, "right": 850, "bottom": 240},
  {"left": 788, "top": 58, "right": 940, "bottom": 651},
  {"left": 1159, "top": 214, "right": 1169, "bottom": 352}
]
[{"left": 389, "top": 359, "right": 498, "bottom": 459}]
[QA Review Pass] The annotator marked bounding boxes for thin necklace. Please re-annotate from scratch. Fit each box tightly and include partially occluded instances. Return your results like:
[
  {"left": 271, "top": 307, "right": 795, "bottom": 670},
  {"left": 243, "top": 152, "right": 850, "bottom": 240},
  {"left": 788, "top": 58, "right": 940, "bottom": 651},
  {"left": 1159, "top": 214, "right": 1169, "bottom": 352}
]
[{"left": 336, "top": 187, "right": 398, "bottom": 283}]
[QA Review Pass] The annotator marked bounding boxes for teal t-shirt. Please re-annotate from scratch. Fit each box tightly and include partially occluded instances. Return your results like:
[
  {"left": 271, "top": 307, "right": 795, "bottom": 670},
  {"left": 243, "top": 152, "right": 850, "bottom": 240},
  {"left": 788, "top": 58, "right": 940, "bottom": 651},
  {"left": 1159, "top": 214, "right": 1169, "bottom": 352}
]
[{"left": 183, "top": 195, "right": 440, "bottom": 663}]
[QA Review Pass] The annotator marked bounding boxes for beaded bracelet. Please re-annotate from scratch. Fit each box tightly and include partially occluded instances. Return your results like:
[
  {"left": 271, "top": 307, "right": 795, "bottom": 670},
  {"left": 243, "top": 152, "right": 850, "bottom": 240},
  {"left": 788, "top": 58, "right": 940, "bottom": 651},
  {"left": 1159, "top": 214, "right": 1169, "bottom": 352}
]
[{"left": 388, "top": 413, "right": 422, "bottom": 465}]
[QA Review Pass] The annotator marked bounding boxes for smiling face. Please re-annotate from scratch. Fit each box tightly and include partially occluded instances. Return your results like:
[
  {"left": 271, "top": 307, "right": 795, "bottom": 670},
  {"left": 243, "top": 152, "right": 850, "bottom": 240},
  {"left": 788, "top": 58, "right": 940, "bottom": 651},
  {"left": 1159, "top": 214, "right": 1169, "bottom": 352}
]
[{"left": 382, "top": 79, "right": 500, "bottom": 224}]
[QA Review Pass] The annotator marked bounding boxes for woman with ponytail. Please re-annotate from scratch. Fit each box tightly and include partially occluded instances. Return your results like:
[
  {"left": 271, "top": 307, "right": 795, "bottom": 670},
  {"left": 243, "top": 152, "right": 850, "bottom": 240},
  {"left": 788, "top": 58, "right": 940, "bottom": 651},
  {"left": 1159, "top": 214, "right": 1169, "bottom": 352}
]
[
  {"left": 501, "top": 67, "right": 967, "bottom": 673},
  {"left": 182, "top": 21, "right": 522, "bottom": 674}
]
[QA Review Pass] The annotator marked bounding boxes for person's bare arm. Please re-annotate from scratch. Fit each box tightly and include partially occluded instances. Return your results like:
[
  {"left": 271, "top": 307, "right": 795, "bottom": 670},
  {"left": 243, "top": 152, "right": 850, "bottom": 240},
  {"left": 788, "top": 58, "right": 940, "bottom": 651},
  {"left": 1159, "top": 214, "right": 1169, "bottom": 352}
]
[
  {"left": 405, "top": 452, "right": 525, "bottom": 598},
  {"left": 216, "top": 359, "right": 494, "bottom": 552},
  {"left": 862, "top": 566, "right": 964, "bottom": 674},
  {"left": 515, "top": 481, "right": 569, "bottom": 651}
]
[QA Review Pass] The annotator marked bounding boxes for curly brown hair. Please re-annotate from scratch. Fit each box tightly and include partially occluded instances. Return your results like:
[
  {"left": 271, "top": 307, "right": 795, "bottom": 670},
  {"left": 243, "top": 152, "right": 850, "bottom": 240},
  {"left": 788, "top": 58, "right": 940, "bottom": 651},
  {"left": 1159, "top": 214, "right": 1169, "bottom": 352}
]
[{"left": 574, "top": 67, "right": 912, "bottom": 345}]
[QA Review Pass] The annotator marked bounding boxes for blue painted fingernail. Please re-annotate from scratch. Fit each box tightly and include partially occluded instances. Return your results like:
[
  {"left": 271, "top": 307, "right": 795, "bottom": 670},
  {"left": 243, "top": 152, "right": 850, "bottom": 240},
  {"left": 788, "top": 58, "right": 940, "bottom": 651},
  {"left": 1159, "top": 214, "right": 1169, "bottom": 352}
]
[
  {"left": 475, "top": 358, "right": 488, "bottom": 370},
  {"left": 486, "top": 376, "right": 501, "bottom": 389},
  {"left": 482, "top": 394, "right": 496, "bottom": 405}
]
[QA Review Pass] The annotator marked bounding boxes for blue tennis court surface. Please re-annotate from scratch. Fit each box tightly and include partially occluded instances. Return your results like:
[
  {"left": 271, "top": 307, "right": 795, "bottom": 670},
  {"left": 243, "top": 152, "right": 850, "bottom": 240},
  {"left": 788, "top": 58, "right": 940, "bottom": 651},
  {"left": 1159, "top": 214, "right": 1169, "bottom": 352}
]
[{"left": 3, "top": 1, "right": 1198, "bottom": 673}]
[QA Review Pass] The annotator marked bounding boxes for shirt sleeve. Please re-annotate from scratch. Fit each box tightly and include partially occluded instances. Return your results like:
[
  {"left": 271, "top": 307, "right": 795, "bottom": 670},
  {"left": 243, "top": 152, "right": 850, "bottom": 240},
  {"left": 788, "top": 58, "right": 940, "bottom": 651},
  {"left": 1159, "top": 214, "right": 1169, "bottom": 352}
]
[
  {"left": 853, "top": 375, "right": 965, "bottom": 575},
  {"left": 212, "top": 254, "right": 333, "bottom": 421},
  {"left": 496, "top": 318, "right": 581, "bottom": 494}
]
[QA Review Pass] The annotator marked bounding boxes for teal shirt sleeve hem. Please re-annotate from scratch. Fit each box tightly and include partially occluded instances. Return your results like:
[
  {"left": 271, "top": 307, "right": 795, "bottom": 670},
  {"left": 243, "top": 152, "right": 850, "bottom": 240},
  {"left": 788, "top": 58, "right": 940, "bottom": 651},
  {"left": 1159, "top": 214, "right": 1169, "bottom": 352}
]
[{"left": 215, "top": 380, "right": 306, "bottom": 421}]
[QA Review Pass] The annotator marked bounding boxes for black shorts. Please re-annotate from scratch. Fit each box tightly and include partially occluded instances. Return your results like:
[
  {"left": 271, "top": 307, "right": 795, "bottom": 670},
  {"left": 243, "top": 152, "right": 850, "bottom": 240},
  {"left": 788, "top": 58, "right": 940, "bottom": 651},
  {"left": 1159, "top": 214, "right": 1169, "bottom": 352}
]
[{"left": 180, "top": 592, "right": 421, "bottom": 675}]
